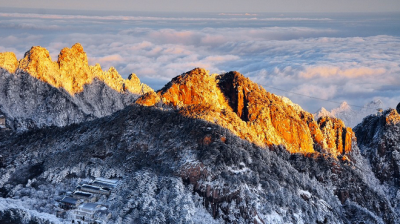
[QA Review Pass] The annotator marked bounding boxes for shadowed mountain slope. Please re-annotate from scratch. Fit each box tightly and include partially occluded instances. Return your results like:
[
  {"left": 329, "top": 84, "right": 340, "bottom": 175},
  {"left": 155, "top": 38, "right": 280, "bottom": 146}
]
[{"left": 354, "top": 106, "right": 400, "bottom": 214}]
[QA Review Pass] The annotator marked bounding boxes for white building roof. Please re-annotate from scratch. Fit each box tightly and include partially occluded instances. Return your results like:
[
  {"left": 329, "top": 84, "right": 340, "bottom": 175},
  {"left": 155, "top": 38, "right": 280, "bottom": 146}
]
[
  {"left": 95, "top": 177, "right": 119, "bottom": 185},
  {"left": 79, "top": 203, "right": 100, "bottom": 212}
]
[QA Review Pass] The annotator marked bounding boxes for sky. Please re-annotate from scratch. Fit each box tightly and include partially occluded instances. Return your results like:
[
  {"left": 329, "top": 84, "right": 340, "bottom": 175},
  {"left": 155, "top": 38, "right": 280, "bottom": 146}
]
[
  {"left": 0, "top": 5, "right": 400, "bottom": 114},
  {"left": 1, "top": 0, "right": 400, "bottom": 13}
]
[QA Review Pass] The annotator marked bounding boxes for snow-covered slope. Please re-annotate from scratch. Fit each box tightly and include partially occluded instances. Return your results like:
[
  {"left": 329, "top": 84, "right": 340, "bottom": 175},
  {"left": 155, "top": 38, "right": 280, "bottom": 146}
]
[
  {"left": 314, "top": 99, "right": 384, "bottom": 128},
  {"left": 0, "top": 104, "right": 398, "bottom": 223},
  {"left": 0, "top": 44, "right": 153, "bottom": 132},
  {"left": 0, "top": 69, "right": 140, "bottom": 131},
  {"left": 354, "top": 105, "right": 400, "bottom": 214}
]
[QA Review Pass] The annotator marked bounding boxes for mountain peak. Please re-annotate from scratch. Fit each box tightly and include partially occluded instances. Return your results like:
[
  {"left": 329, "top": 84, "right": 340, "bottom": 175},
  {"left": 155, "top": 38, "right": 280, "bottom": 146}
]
[
  {"left": 315, "top": 99, "right": 386, "bottom": 128},
  {"left": 0, "top": 43, "right": 153, "bottom": 95},
  {"left": 315, "top": 107, "right": 334, "bottom": 118},
  {"left": 157, "top": 67, "right": 227, "bottom": 109},
  {"left": 364, "top": 99, "right": 383, "bottom": 108},
  {"left": 339, "top": 101, "right": 350, "bottom": 108},
  {"left": 320, "top": 107, "right": 329, "bottom": 113},
  {"left": 137, "top": 68, "right": 354, "bottom": 157}
]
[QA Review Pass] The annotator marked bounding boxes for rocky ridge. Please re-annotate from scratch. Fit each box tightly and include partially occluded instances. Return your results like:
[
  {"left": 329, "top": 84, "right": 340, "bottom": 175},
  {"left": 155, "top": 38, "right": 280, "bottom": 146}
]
[
  {"left": 137, "top": 68, "right": 353, "bottom": 157},
  {"left": 354, "top": 103, "right": 400, "bottom": 213},
  {"left": 0, "top": 44, "right": 154, "bottom": 131},
  {"left": 1, "top": 43, "right": 153, "bottom": 95}
]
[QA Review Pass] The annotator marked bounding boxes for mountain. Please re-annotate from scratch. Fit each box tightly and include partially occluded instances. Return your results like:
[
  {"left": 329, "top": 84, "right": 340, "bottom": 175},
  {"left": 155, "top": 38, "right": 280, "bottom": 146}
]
[
  {"left": 314, "top": 100, "right": 384, "bottom": 128},
  {"left": 353, "top": 104, "right": 400, "bottom": 214},
  {"left": 0, "top": 45, "right": 399, "bottom": 223},
  {"left": 137, "top": 69, "right": 353, "bottom": 158},
  {"left": 0, "top": 44, "right": 153, "bottom": 131},
  {"left": 0, "top": 104, "right": 397, "bottom": 224}
]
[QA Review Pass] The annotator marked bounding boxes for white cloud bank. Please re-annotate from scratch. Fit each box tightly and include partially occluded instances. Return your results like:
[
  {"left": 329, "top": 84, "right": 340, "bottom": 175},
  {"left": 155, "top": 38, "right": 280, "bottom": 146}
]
[{"left": 0, "top": 12, "right": 399, "bottom": 113}]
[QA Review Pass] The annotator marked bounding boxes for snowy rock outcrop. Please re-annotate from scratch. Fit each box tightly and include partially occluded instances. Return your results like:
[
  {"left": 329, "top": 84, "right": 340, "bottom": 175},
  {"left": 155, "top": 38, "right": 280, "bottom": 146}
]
[
  {"left": 314, "top": 100, "right": 384, "bottom": 128},
  {"left": 0, "top": 44, "right": 153, "bottom": 131},
  {"left": 354, "top": 107, "right": 400, "bottom": 213}
]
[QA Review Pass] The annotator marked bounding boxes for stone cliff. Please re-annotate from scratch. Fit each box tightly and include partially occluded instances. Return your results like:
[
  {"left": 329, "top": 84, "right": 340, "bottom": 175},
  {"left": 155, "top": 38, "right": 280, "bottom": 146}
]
[
  {"left": 136, "top": 68, "right": 354, "bottom": 157},
  {"left": 0, "top": 43, "right": 153, "bottom": 95},
  {"left": 354, "top": 107, "right": 400, "bottom": 213},
  {"left": 355, "top": 108, "right": 400, "bottom": 186},
  {"left": 397, "top": 102, "right": 400, "bottom": 114}
]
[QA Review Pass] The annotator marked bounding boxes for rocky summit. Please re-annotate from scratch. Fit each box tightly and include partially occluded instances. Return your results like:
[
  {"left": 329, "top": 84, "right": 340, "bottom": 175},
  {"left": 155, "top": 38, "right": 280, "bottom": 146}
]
[
  {"left": 137, "top": 68, "right": 353, "bottom": 157},
  {"left": 4, "top": 43, "right": 153, "bottom": 95},
  {"left": 0, "top": 44, "right": 154, "bottom": 131},
  {"left": 0, "top": 45, "right": 400, "bottom": 224}
]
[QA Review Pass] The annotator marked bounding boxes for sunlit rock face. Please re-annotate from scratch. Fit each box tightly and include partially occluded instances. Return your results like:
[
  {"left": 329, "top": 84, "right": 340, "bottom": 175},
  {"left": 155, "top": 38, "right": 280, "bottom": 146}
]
[
  {"left": 0, "top": 52, "right": 18, "bottom": 74},
  {"left": 318, "top": 117, "right": 353, "bottom": 157},
  {"left": 0, "top": 44, "right": 154, "bottom": 131},
  {"left": 14, "top": 43, "right": 153, "bottom": 95},
  {"left": 136, "top": 68, "right": 353, "bottom": 156}
]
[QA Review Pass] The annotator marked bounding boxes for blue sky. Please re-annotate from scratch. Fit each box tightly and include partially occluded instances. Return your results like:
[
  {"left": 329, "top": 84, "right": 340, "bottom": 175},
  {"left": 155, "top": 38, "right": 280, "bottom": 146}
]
[{"left": 0, "top": 6, "right": 400, "bottom": 113}]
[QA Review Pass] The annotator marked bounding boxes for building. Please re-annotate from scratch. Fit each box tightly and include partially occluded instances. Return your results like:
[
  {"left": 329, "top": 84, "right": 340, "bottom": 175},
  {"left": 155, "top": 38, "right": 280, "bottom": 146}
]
[
  {"left": 74, "top": 203, "right": 105, "bottom": 224},
  {"left": 72, "top": 191, "right": 93, "bottom": 200},
  {"left": 55, "top": 177, "right": 118, "bottom": 223},
  {"left": 59, "top": 196, "right": 79, "bottom": 210},
  {"left": 80, "top": 184, "right": 110, "bottom": 195},
  {"left": 91, "top": 178, "right": 119, "bottom": 190}
]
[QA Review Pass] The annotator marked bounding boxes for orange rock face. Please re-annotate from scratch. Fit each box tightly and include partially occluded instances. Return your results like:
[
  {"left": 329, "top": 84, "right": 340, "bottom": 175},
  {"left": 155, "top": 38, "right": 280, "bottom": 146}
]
[
  {"left": 135, "top": 91, "right": 161, "bottom": 107},
  {"left": 385, "top": 109, "right": 400, "bottom": 125},
  {"left": 137, "top": 68, "right": 353, "bottom": 156},
  {"left": 318, "top": 117, "right": 354, "bottom": 156},
  {"left": 0, "top": 43, "right": 153, "bottom": 95},
  {"left": 0, "top": 52, "right": 19, "bottom": 74}
]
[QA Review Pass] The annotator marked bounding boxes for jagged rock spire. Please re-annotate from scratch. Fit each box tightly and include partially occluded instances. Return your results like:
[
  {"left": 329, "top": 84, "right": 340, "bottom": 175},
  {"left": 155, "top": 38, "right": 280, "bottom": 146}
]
[{"left": 0, "top": 43, "right": 153, "bottom": 95}]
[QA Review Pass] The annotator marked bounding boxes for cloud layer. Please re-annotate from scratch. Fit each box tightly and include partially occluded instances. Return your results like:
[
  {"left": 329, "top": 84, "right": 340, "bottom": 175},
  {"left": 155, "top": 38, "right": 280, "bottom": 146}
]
[{"left": 1, "top": 11, "right": 400, "bottom": 113}]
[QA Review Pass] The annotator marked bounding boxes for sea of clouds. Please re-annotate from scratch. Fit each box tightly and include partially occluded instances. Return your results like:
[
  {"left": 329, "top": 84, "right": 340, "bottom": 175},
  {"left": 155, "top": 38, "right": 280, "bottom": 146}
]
[{"left": 0, "top": 10, "right": 399, "bottom": 112}]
